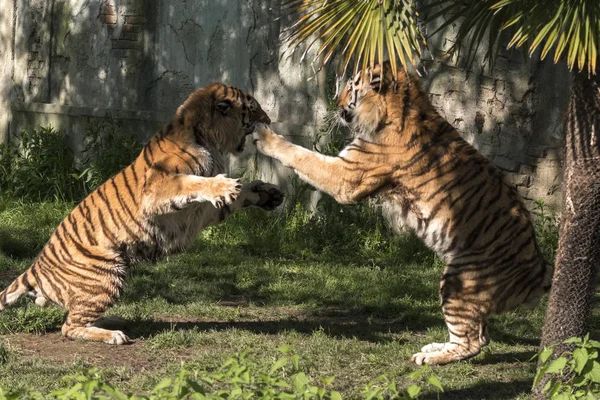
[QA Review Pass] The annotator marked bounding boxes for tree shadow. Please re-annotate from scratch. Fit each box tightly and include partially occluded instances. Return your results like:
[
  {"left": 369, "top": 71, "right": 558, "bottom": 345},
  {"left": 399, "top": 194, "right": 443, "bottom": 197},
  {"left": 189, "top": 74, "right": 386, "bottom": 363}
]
[
  {"left": 421, "top": 378, "right": 532, "bottom": 400},
  {"left": 95, "top": 315, "right": 432, "bottom": 345},
  {"left": 0, "top": 227, "right": 47, "bottom": 260},
  {"left": 472, "top": 350, "right": 537, "bottom": 366}
]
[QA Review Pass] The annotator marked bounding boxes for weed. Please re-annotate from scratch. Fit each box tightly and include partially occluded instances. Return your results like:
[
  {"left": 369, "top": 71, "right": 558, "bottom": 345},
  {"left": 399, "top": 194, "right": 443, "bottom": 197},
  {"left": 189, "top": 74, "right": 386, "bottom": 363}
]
[
  {"left": 77, "top": 115, "right": 143, "bottom": 192},
  {"left": 0, "top": 302, "right": 64, "bottom": 335},
  {"left": 535, "top": 333, "right": 600, "bottom": 398},
  {"left": 0, "top": 127, "right": 83, "bottom": 202},
  {"left": 0, "top": 120, "right": 143, "bottom": 203},
  {"left": 0, "top": 347, "right": 443, "bottom": 399},
  {"left": 532, "top": 199, "right": 560, "bottom": 263},
  {"left": 0, "top": 342, "right": 10, "bottom": 364}
]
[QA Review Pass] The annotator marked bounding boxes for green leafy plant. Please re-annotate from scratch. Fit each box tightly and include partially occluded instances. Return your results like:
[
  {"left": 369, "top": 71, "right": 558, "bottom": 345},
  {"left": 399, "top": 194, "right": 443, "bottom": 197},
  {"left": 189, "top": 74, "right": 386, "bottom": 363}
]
[
  {"left": 0, "top": 127, "right": 84, "bottom": 202},
  {"left": 432, "top": 0, "right": 599, "bottom": 74},
  {"left": 0, "top": 347, "right": 442, "bottom": 399},
  {"left": 0, "top": 119, "right": 143, "bottom": 202},
  {"left": 77, "top": 116, "right": 143, "bottom": 192},
  {"left": 534, "top": 334, "right": 600, "bottom": 399},
  {"left": 362, "top": 367, "right": 443, "bottom": 400},
  {"left": 532, "top": 199, "right": 560, "bottom": 263}
]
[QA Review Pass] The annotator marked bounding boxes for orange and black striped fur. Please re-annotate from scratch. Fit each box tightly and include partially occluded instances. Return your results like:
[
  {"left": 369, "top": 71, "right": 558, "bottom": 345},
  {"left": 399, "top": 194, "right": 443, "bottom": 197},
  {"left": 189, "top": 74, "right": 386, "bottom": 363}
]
[
  {"left": 0, "top": 83, "right": 283, "bottom": 344},
  {"left": 253, "top": 62, "right": 552, "bottom": 365}
]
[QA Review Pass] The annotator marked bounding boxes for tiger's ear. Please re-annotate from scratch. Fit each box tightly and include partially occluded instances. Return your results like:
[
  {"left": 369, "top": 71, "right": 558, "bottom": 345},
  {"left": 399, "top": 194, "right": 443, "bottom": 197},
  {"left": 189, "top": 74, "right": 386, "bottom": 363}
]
[
  {"left": 366, "top": 63, "right": 397, "bottom": 93},
  {"left": 367, "top": 64, "right": 383, "bottom": 92}
]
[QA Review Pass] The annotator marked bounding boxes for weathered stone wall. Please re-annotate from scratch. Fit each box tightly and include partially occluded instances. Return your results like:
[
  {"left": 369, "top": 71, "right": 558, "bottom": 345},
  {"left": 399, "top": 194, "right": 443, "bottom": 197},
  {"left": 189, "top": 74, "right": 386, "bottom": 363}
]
[
  {"left": 1, "top": 0, "right": 568, "bottom": 210},
  {"left": 420, "top": 24, "right": 569, "bottom": 210}
]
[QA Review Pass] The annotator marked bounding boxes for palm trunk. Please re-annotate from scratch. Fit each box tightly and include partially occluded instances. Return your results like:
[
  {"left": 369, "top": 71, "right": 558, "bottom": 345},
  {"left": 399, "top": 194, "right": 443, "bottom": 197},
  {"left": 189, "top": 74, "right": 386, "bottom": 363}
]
[{"left": 533, "top": 71, "right": 600, "bottom": 398}]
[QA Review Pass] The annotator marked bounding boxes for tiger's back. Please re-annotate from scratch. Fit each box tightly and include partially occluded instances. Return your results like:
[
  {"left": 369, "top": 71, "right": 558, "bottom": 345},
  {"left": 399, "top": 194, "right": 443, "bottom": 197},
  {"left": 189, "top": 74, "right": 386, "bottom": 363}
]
[{"left": 377, "top": 113, "right": 551, "bottom": 313}]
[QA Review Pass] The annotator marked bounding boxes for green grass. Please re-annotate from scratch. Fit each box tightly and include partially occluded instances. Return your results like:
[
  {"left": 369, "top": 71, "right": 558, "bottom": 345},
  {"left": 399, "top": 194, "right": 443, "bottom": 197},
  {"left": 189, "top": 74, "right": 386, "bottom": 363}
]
[{"left": 0, "top": 197, "right": 574, "bottom": 399}]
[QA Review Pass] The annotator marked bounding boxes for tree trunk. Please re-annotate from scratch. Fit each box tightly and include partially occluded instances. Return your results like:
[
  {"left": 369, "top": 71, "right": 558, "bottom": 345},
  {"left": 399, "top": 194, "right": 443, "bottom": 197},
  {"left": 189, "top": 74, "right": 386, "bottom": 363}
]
[{"left": 533, "top": 71, "right": 600, "bottom": 398}]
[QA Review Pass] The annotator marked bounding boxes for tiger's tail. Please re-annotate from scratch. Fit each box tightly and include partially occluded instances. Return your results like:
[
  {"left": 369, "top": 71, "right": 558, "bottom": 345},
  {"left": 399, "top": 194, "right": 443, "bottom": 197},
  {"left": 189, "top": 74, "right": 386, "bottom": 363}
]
[{"left": 0, "top": 269, "right": 34, "bottom": 311}]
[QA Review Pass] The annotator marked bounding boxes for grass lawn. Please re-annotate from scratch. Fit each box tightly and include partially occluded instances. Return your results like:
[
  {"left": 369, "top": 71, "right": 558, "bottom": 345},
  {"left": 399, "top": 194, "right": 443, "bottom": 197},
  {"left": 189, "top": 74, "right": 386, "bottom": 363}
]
[{"left": 0, "top": 197, "right": 583, "bottom": 399}]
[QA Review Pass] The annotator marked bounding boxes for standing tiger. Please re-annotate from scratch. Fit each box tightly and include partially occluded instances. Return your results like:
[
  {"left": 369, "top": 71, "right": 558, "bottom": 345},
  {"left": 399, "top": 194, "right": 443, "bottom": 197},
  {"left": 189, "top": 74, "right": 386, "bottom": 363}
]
[
  {"left": 252, "top": 62, "right": 552, "bottom": 365},
  {"left": 0, "top": 83, "right": 284, "bottom": 345}
]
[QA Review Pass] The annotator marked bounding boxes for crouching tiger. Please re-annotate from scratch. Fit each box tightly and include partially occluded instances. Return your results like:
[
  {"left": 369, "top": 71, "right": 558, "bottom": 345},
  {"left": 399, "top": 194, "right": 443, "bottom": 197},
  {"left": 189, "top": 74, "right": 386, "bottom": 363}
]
[
  {"left": 0, "top": 83, "right": 284, "bottom": 344},
  {"left": 252, "top": 62, "right": 552, "bottom": 365}
]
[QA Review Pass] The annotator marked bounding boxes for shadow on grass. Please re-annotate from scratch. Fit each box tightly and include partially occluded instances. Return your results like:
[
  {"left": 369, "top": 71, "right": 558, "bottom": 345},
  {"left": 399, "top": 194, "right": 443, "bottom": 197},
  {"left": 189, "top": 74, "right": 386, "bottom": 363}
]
[
  {"left": 422, "top": 378, "right": 532, "bottom": 400},
  {"left": 0, "top": 227, "right": 45, "bottom": 260},
  {"left": 472, "top": 350, "right": 538, "bottom": 365},
  {"left": 490, "top": 331, "right": 541, "bottom": 347},
  {"left": 96, "top": 315, "right": 438, "bottom": 344}
]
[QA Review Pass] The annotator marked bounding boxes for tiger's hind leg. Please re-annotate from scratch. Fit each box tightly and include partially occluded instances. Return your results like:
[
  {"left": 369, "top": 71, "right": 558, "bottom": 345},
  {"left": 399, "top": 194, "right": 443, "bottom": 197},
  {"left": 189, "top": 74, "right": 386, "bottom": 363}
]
[
  {"left": 61, "top": 302, "right": 130, "bottom": 345},
  {"left": 412, "top": 276, "right": 490, "bottom": 365},
  {"left": 412, "top": 313, "right": 485, "bottom": 365},
  {"left": 26, "top": 291, "right": 49, "bottom": 307}
]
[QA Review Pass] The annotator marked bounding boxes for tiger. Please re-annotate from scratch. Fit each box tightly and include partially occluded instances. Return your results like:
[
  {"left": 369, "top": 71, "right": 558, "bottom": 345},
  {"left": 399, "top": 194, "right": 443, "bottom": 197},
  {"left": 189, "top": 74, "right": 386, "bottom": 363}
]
[
  {"left": 252, "top": 62, "right": 553, "bottom": 365},
  {"left": 0, "top": 83, "right": 284, "bottom": 345}
]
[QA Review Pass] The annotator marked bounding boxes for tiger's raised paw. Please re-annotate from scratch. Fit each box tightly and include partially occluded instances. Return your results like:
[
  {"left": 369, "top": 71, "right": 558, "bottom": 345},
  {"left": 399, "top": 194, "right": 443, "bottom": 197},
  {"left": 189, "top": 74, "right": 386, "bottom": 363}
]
[
  {"left": 244, "top": 181, "right": 285, "bottom": 211},
  {"left": 252, "top": 123, "right": 280, "bottom": 156},
  {"left": 210, "top": 174, "right": 243, "bottom": 209}
]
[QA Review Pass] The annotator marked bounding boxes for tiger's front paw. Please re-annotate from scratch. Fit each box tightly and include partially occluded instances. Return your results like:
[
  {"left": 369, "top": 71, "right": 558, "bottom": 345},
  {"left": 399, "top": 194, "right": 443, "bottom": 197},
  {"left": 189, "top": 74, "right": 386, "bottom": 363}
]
[
  {"left": 210, "top": 174, "right": 243, "bottom": 208},
  {"left": 252, "top": 123, "right": 280, "bottom": 157},
  {"left": 244, "top": 181, "right": 285, "bottom": 211}
]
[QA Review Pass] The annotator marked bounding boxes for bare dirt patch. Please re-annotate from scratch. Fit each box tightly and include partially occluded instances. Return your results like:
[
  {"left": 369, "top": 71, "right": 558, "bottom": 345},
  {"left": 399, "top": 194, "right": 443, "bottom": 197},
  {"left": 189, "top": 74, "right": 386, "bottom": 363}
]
[{"left": 2, "top": 333, "right": 191, "bottom": 372}]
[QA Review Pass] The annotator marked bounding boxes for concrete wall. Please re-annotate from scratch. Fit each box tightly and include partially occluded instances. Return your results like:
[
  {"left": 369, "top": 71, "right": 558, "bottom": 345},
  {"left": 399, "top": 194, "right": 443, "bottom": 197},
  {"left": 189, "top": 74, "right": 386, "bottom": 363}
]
[
  {"left": 0, "top": 0, "right": 569, "bottom": 210},
  {"left": 420, "top": 25, "right": 570, "bottom": 210}
]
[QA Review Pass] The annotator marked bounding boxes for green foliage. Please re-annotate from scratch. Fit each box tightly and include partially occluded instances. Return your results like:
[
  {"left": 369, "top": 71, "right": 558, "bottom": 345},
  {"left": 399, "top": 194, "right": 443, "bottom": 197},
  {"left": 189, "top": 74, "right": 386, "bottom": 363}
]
[
  {"left": 0, "top": 348, "right": 442, "bottom": 399},
  {"left": 0, "top": 127, "right": 83, "bottom": 202},
  {"left": 0, "top": 342, "right": 10, "bottom": 365},
  {"left": 532, "top": 199, "right": 559, "bottom": 263},
  {"left": 362, "top": 368, "right": 443, "bottom": 400},
  {"left": 281, "top": 0, "right": 426, "bottom": 77},
  {"left": 77, "top": 116, "right": 143, "bottom": 192},
  {"left": 0, "top": 119, "right": 142, "bottom": 202},
  {"left": 0, "top": 302, "right": 65, "bottom": 335},
  {"left": 534, "top": 334, "right": 600, "bottom": 399},
  {"left": 428, "top": 0, "right": 599, "bottom": 74}
]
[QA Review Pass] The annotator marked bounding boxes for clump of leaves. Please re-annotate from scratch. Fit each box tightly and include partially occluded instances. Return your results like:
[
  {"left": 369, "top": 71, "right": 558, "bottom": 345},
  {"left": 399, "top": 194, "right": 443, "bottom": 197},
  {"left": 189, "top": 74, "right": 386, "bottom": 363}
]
[
  {"left": 0, "top": 127, "right": 84, "bottom": 202},
  {"left": 77, "top": 115, "right": 143, "bottom": 192},
  {"left": 22, "top": 347, "right": 344, "bottom": 400},
  {"left": 0, "top": 347, "right": 443, "bottom": 399},
  {"left": 532, "top": 199, "right": 560, "bottom": 263},
  {"left": 534, "top": 333, "right": 600, "bottom": 399},
  {"left": 0, "top": 119, "right": 143, "bottom": 203},
  {"left": 362, "top": 367, "right": 443, "bottom": 400}
]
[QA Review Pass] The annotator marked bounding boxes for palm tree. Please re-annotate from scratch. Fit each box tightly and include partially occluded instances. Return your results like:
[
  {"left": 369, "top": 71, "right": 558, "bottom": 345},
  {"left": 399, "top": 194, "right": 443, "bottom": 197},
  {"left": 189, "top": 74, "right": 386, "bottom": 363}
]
[{"left": 282, "top": 0, "right": 600, "bottom": 396}]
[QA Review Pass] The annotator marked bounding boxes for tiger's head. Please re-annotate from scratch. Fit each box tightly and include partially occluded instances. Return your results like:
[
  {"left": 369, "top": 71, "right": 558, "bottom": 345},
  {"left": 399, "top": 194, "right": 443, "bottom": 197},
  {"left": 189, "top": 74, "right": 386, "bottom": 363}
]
[
  {"left": 176, "top": 83, "right": 271, "bottom": 154},
  {"left": 337, "top": 62, "right": 424, "bottom": 139}
]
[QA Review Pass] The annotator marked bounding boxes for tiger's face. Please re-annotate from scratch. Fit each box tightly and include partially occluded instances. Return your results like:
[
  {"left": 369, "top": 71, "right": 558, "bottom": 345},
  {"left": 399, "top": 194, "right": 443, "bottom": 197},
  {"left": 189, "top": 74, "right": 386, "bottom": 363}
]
[
  {"left": 178, "top": 83, "right": 271, "bottom": 154},
  {"left": 336, "top": 62, "right": 403, "bottom": 138}
]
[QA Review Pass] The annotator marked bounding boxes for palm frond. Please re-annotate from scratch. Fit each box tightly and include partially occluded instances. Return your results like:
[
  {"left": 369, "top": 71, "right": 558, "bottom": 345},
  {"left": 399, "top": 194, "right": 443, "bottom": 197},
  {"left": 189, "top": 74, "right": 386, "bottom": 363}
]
[
  {"left": 280, "top": 0, "right": 427, "bottom": 78},
  {"left": 494, "top": 0, "right": 599, "bottom": 74},
  {"left": 427, "top": 0, "right": 599, "bottom": 74},
  {"left": 424, "top": 0, "right": 521, "bottom": 70}
]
